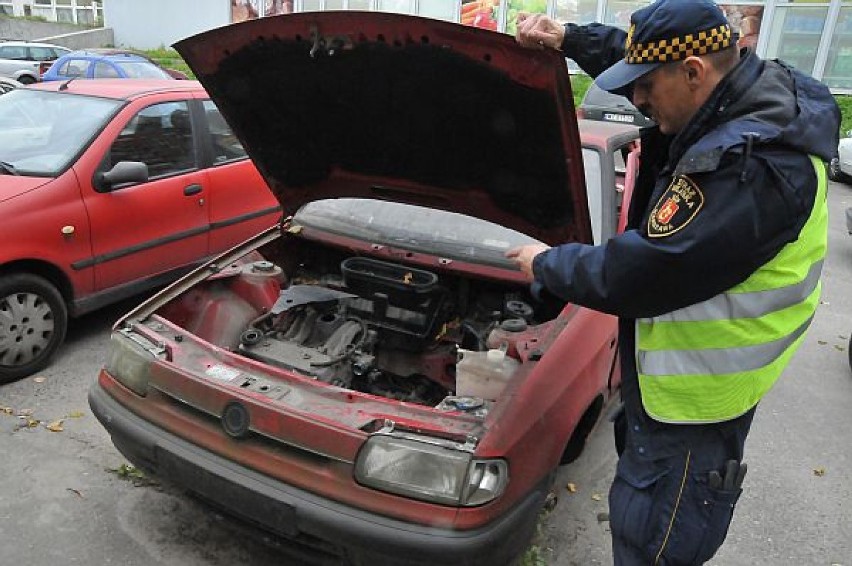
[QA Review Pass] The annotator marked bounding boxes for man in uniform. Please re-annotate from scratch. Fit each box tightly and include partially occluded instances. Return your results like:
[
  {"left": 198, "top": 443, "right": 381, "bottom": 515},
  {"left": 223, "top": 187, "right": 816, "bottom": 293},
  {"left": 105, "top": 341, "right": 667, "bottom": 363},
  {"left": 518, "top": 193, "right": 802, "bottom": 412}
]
[{"left": 507, "top": 0, "right": 840, "bottom": 563}]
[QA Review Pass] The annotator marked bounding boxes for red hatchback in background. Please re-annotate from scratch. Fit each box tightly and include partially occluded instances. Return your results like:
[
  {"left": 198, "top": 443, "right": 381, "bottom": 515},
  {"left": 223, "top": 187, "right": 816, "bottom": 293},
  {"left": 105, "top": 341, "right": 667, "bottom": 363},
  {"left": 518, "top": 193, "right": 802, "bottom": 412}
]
[
  {"left": 0, "top": 80, "right": 279, "bottom": 383},
  {"left": 89, "top": 13, "right": 640, "bottom": 566}
]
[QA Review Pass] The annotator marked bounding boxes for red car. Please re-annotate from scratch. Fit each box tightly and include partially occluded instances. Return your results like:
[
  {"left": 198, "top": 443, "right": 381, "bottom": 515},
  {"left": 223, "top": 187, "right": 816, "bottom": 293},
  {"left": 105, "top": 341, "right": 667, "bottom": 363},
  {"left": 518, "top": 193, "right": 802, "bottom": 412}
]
[
  {"left": 89, "top": 13, "right": 639, "bottom": 566},
  {"left": 0, "top": 79, "right": 280, "bottom": 383}
]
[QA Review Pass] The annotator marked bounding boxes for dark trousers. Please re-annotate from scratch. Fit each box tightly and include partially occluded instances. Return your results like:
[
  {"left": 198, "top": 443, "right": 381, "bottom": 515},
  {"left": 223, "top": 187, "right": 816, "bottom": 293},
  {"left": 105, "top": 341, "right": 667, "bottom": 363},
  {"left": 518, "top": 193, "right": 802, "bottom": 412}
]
[{"left": 608, "top": 410, "right": 754, "bottom": 565}]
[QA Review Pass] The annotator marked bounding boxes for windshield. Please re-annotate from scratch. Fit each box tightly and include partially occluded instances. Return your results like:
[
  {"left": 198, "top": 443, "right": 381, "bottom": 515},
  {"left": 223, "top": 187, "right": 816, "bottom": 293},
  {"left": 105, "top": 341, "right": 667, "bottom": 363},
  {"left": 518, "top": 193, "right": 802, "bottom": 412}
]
[
  {"left": 294, "top": 199, "right": 543, "bottom": 269},
  {"left": 0, "top": 89, "right": 121, "bottom": 177},
  {"left": 114, "top": 61, "right": 171, "bottom": 79}
]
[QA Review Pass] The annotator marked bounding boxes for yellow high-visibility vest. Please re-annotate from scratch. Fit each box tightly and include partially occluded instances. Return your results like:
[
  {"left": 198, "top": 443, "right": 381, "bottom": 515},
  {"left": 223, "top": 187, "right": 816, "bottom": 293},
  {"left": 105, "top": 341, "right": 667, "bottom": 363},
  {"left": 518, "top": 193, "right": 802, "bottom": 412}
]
[{"left": 636, "top": 155, "right": 827, "bottom": 423}]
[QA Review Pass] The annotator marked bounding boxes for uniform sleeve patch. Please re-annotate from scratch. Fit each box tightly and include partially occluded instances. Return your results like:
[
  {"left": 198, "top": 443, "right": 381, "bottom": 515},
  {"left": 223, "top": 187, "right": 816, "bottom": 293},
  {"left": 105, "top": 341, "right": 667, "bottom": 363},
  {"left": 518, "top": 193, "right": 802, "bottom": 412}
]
[{"left": 647, "top": 175, "right": 705, "bottom": 238}]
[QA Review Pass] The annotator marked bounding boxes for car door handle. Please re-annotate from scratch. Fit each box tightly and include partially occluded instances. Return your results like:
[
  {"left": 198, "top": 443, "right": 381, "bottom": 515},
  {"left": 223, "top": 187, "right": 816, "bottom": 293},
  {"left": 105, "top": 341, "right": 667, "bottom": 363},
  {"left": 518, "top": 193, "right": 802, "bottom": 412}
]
[{"left": 184, "top": 184, "right": 203, "bottom": 196}]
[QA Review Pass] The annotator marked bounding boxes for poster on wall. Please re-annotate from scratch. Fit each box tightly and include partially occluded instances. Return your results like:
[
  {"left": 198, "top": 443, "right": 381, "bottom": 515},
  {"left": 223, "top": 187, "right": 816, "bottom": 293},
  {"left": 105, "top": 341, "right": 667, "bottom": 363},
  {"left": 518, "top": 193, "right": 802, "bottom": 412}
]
[
  {"left": 460, "top": 0, "right": 499, "bottom": 31},
  {"left": 231, "top": 0, "right": 294, "bottom": 23},
  {"left": 719, "top": 4, "right": 763, "bottom": 50}
]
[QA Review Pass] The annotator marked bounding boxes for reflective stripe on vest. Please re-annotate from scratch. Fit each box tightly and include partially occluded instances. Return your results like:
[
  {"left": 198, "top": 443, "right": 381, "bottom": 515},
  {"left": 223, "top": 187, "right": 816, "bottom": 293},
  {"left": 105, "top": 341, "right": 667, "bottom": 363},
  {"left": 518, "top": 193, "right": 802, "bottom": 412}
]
[{"left": 636, "top": 155, "right": 828, "bottom": 424}]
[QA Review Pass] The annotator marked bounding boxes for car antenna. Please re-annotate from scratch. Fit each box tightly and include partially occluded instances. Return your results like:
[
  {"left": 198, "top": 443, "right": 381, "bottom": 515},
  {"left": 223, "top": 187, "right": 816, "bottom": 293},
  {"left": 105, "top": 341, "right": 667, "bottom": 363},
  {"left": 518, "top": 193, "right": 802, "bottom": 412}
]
[{"left": 58, "top": 77, "right": 76, "bottom": 91}]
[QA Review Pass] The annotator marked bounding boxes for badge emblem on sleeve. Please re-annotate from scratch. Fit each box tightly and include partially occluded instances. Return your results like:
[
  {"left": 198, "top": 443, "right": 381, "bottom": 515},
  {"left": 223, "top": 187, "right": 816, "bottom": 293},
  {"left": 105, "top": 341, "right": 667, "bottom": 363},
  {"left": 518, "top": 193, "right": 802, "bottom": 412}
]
[{"left": 647, "top": 176, "right": 704, "bottom": 238}]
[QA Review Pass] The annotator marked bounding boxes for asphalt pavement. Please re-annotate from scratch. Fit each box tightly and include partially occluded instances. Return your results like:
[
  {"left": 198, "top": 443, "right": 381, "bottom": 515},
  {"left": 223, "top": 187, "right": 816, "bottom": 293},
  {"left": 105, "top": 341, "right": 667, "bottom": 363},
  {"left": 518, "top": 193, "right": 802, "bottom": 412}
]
[{"left": 1, "top": 182, "right": 850, "bottom": 566}]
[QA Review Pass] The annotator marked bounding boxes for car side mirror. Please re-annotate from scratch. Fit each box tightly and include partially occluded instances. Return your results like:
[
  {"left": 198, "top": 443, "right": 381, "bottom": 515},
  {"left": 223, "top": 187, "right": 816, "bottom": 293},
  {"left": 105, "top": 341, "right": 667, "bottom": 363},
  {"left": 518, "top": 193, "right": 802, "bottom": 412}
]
[{"left": 94, "top": 161, "right": 149, "bottom": 192}]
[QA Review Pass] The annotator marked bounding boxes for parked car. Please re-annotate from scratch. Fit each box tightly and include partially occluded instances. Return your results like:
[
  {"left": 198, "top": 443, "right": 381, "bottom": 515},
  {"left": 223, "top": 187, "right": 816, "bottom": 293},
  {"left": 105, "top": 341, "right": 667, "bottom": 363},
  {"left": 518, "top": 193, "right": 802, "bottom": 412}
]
[
  {"left": 577, "top": 81, "right": 654, "bottom": 127},
  {"left": 81, "top": 48, "right": 191, "bottom": 79},
  {"left": 41, "top": 50, "right": 173, "bottom": 82},
  {"left": 88, "top": 13, "right": 640, "bottom": 566},
  {"left": 829, "top": 133, "right": 852, "bottom": 182},
  {"left": 0, "top": 76, "right": 22, "bottom": 94},
  {"left": 0, "top": 41, "right": 71, "bottom": 84},
  {"left": 0, "top": 79, "right": 280, "bottom": 383}
]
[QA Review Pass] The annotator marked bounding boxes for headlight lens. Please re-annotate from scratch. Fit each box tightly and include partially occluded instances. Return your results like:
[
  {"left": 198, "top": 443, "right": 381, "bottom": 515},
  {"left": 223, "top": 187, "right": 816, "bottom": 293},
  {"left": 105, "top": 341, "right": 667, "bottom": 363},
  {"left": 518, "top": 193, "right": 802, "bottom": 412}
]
[
  {"left": 104, "top": 330, "right": 160, "bottom": 396},
  {"left": 354, "top": 435, "right": 508, "bottom": 506}
]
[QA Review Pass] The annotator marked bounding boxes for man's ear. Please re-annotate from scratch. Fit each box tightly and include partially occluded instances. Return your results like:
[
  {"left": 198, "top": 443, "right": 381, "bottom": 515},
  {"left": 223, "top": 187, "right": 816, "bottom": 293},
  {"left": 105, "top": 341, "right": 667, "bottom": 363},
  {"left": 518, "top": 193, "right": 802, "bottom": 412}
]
[{"left": 681, "top": 56, "right": 707, "bottom": 89}]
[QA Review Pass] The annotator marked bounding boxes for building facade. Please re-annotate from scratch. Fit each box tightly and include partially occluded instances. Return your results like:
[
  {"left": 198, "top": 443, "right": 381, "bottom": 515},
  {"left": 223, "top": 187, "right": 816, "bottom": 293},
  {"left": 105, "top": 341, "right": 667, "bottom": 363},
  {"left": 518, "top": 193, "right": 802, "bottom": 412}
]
[
  {"left": 98, "top": 0, "right": 852, "bottom": 91},
  {"left": 1, "top": 0, "right": 102, "bottom": 25}
]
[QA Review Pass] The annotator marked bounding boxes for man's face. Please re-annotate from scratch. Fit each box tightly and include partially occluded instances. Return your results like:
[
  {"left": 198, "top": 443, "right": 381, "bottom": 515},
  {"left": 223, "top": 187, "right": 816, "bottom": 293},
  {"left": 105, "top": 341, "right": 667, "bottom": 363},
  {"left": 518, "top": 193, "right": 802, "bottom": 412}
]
[{"left": 631, "top": 62, "right": 696, "bottom": 135}]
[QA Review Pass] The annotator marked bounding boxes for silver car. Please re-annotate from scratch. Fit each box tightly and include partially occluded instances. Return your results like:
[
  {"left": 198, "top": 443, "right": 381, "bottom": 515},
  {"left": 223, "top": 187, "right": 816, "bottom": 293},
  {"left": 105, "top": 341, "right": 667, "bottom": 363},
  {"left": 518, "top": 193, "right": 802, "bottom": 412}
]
[{"left": 0, "top": 41, "right": 71, "bottom": 84}]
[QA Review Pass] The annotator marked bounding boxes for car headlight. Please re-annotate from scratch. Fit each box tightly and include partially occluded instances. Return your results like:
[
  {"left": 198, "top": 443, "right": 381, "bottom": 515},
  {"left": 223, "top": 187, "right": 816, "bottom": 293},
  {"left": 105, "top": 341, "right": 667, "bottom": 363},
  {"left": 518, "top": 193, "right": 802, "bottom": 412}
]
[
  {"left": 104, "top": 329, "right": 164, "bottom": 396},
  {"left": 354, "top": 434, "right": 508, "bottom": 506}
]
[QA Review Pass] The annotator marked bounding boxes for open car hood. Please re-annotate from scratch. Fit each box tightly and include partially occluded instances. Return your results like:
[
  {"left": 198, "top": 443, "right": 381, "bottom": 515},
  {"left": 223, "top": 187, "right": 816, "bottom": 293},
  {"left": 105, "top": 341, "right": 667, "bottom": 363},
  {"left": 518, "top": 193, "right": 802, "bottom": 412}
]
[{"left": 175, "top": 12, "right": 591, "bottom": 245}]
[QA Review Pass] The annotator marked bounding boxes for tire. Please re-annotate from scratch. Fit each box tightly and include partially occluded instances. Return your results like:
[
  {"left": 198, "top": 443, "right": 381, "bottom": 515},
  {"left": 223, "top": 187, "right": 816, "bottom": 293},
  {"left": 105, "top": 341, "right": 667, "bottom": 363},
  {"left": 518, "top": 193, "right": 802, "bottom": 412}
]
[
  {"left": 16, "top": 75, "right": 36, "bottom": 85},
  {"left": 0, "top": 274, "right": 68, "bottom": 384},
  {"left": 828, "top": 158, "right": 846, "bottom": 183}
]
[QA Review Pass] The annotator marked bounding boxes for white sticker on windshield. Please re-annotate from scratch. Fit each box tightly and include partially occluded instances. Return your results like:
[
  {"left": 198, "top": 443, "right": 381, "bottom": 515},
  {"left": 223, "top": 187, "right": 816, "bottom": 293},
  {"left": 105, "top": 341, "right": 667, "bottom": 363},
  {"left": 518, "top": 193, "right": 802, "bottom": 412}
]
[
  {"left": 205, "top": 365, "right": 241, "bottom": 382},
  {"left": 483, "top": 239, "right": 511, "bottom": 249}
]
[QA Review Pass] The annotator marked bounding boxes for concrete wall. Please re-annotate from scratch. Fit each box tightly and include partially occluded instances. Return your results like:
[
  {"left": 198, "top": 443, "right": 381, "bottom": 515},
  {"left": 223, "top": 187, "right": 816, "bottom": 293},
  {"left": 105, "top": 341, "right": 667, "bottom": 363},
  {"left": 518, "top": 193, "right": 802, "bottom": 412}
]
[
  {"left": 104, "top": 0, "right": 229, "bottom": 50},
  {"left": 0, "top": 17, "right": 85, "bottom": 41},
  {"left": 37, "top": 28, "right": 115, "bottom": 49}
]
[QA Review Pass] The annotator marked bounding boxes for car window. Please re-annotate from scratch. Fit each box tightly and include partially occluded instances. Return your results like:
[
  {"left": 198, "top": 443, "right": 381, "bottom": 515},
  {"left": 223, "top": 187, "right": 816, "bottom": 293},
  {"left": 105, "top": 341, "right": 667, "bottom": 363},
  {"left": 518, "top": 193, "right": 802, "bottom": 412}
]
[
  {"left": 0, "top": 88, "right": 121, "bottom": 176},
  {"left": 93, "top": 61, "right": 120, "bottom": 78},
  {"left": 59, "top": 59, "right": 91, "bottom": 77},
  {"left": 0, "top": 46, "right": 27, "bottom": 60},
  {"left": 28, "top": 46, "right": 57, "bottom": 61},
  {"left": 105, "top": 101, "right": 196, "bottom": 179},
  {"left": 113, "top": 61, "right": 172, "bottom": 79},
  {"left": 582, "top": 147, "right": 604, "bottom": 245},
  {"left": 202, "top": 100, "right": 247, "bottom": 163}
]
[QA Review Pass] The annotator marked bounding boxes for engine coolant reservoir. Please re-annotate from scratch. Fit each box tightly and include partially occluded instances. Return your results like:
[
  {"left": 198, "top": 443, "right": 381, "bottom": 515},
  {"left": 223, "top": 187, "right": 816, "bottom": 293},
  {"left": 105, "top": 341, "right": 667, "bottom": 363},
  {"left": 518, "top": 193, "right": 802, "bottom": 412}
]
[{"left": 455, "top": 345, "right": 520, "bottom": 401}]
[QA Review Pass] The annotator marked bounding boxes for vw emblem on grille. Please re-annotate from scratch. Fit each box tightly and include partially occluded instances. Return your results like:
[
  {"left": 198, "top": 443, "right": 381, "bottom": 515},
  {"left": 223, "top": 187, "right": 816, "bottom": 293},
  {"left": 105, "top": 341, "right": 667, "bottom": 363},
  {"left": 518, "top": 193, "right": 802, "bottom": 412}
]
[{"left": 221, "top": 401, "right": 251, "bottom": 439}]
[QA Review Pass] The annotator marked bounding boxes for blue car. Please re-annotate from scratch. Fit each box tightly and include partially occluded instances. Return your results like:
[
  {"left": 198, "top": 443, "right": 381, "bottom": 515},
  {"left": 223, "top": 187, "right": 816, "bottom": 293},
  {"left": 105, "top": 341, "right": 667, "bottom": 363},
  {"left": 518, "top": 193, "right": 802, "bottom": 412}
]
[{"left": 42, "top": 51, "right": 173, "bottom": 82}]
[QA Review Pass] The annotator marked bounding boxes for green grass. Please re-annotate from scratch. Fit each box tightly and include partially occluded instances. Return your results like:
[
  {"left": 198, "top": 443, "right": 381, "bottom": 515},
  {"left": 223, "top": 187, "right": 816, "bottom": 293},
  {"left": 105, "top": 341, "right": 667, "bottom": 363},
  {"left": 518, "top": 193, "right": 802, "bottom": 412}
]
[{"left": 141, "top": 48, "right": 195, "bottom": 79}]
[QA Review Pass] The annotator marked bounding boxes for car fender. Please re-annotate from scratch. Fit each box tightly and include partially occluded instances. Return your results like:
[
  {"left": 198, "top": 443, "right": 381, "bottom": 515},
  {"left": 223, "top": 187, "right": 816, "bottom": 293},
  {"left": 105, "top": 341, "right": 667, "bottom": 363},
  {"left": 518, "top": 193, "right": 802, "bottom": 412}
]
[{"left": 0, "top": 170, "right": 94, "bottom": 298}]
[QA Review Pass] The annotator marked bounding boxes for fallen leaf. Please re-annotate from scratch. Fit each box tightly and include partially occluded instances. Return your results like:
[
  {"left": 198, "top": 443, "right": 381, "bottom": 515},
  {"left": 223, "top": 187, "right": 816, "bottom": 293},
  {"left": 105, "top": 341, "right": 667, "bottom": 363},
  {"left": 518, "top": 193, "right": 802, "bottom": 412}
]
[
  {"left": 820, "top": 300, "right": 830, "bottom": 306},
  {"left": 25, "top": 417, "right": 39, "bottom": 428},
  {"left": 566, "top": 482, "right": 577, "bottom": 493},
  {"left": 817, "top": 340, "right": 828, "bottom": 346},
  {"left": 813, "top": 467, "right": 826, "bottom": 477},
  {"left": 46, "top": 420, "right": 64, "bottom": 432},
  {"left": 839, "top": 335, "right": 848, "bottom": 340},
  {"left": 1, "top": 407, "right": 13, "bottom": 415},
  {"left": 66, "top": 488, "right": 84, "bottom": 498},
  {"left": 591, "top": 493, "right": 603, "bottom": 501},
  {"left": 597, "top": 512, "right": 610, "bottom": 522},
  {"left": 33, "top": 377, "right": 46, "bottom": 383},
  {"left": 834, "top": 345, "right": 846, "bottom": 352},
  {"left": 66, "top": 411, "right": 85, "bottom": 419}
]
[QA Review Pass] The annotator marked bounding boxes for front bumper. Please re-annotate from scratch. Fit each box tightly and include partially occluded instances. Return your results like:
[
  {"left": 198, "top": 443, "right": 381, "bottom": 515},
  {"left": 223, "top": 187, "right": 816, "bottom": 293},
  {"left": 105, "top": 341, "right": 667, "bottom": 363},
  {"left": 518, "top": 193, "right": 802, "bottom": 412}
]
[{"left": 89, "top": 383, "right": 547, "bottom": 566}]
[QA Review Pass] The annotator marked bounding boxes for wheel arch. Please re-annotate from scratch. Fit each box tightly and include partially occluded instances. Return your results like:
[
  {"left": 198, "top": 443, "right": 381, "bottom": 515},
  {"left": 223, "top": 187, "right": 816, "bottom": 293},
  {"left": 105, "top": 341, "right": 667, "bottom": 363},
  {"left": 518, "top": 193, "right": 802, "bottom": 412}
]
[
  {"left": 559, "top": 393, "right": 606, "bottom": 465},
  {"left": 0, "top": 260, "right": 74, "bottom": 309}
]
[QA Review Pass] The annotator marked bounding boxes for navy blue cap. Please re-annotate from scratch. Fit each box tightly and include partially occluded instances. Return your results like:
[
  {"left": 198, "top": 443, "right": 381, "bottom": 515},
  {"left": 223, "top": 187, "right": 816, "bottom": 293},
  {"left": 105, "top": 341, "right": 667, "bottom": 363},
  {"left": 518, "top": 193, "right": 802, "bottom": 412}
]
[{"left": 596, "top": 0, "right": 734, "bottom": 92}]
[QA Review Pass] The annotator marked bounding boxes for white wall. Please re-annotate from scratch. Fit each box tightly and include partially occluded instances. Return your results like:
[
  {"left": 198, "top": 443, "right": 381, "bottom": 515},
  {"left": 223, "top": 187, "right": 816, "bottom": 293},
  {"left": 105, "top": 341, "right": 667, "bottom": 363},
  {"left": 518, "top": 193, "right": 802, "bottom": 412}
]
[{"left": 104, "top": 0, "right": 229, "bottom": 50}]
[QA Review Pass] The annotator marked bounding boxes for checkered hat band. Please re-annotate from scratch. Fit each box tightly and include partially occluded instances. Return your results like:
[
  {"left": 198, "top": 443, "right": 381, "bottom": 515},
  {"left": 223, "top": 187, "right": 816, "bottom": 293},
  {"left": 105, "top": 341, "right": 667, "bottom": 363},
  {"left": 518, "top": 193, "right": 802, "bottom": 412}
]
[{"left": 625, "top": 24, "right": 732, "bottom": 64}]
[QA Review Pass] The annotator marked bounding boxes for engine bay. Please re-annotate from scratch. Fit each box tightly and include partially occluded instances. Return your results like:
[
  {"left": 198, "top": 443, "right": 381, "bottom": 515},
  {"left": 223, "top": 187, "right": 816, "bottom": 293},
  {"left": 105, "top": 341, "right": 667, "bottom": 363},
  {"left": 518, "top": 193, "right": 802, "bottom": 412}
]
[{"left": 157, "top": 239, "right": 560, "bottom": 407}]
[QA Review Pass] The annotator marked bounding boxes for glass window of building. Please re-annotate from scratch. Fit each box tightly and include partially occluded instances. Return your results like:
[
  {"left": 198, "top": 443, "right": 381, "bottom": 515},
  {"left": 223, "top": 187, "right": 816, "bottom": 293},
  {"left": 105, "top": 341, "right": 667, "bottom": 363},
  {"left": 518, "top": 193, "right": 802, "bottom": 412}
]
[
  {"left": 765, "top": 4, "right": 829, "bottom": 75},
  {"left": 377, "top": 0, "right": 414, "bottom": 13},
  {"left": 554, "top": 0, "right": 599, "bottom": 24},
  {"left": 603, "top": 0, "right": 650, "bottom": 27},
  {"left": 419, "top": 0, "right": 456, "bottom": 21},
  {"left": 348, "top": 0, "right": 371, "bottom": 9},
  {"left": 325, "top": 0, "right": 344, "bottom": 9},
  {"left": 823, "top": 6, "right": 852, "bottom": 89},
  {"left": 506, "top": 0, "right": 547, "bottom": 35},
  {"left": 0, "top": 2, "right": 12, "bottom": 16}
]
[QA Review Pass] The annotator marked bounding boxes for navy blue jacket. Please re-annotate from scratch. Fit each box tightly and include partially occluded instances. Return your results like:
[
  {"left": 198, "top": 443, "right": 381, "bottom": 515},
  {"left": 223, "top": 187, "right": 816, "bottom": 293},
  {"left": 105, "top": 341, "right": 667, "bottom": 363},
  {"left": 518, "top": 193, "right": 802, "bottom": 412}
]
[{"left": 534, "top": 25, "right": 840, "bottom": 459}]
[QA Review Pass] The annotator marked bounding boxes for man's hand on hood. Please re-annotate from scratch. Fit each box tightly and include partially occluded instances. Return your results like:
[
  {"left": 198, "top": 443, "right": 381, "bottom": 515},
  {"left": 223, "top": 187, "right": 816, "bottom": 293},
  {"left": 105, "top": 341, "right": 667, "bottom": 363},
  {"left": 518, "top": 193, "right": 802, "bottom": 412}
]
[
  {"left": 506, "top": 243, "right": 551, "bottom": 281},
  {"left": 516, "top": 12, "right": 565, "bottom": 51}
]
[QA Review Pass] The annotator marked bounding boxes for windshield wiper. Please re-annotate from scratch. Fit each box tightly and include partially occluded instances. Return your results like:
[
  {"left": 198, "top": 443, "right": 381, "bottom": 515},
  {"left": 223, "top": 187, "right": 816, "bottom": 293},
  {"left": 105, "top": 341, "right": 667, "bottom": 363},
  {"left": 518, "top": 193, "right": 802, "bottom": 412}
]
[{"left": 0, "top": 161, "right": 20, "bottom": 175}]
